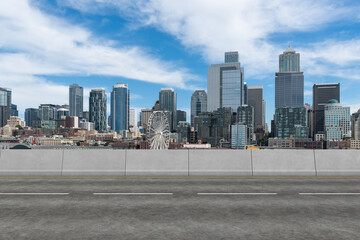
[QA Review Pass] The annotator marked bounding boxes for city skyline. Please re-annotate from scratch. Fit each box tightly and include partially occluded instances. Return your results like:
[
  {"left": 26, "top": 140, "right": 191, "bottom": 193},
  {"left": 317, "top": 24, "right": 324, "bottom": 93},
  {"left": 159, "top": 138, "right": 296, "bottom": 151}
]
[{"left": 1, "top": 1, "right": 360, "bottom": 126}]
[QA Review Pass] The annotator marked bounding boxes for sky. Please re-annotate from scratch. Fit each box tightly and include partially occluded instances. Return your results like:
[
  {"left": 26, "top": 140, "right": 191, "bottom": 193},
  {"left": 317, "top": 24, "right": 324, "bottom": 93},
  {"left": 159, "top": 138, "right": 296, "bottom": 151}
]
[{"left": 1, "top": 0, "right": 360, "bottom": 125}]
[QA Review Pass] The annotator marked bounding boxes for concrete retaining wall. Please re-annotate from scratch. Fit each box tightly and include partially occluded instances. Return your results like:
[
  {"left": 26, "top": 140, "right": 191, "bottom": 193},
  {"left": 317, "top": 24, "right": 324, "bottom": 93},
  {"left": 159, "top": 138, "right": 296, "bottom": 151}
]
[
  {"left": 189, "top": 150, "right": 252, "bottom": 176},
  {"left": 125, "top": 150, "right": 189, "bottom": 176},
  {"left": 0, "top": 150, "right": 63, "bottom": 176},
  {"left": 62, "top": 150, "right": 126, "bottom": 176},
  {"left": 0, "top": 149, "right": 360, "bottom": 176},
  {"left": 315, "top": 150, "right": 360, "bottom": 176},
  {"left": 252, "top": 150, "right": 316, "bottom": 176}
]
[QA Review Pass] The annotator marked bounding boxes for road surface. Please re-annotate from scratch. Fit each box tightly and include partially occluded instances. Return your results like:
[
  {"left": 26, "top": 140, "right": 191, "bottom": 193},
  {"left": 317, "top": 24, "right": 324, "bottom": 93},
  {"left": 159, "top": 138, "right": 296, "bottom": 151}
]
[{"left": 1, "top": 177, "right": 360, "bottom": 239}]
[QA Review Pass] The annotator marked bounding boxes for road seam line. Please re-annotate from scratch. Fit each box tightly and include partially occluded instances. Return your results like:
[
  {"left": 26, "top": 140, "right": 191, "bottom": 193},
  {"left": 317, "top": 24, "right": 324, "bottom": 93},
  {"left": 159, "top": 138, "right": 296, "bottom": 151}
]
[
  {"left": 197, "top": 193, "right": 277, "bottom": 195},
  {"left": 93, "top": 193, "right": 173, "bottom": 195},
  {"left": 299, "top": 193, "right": 360, "bottom": 195},
  {"left": 0, "top": 193, "right": 69, "bottom": 195}
]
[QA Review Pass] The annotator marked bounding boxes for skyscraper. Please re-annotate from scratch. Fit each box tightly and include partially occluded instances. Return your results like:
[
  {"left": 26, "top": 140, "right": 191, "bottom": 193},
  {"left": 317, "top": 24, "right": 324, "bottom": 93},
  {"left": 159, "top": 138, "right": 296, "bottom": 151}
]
[
  {"left": 190, "top": 90, "right": 207, "bottom": 126},
  {"left": 39, "top": 104, "right": 57, "bottom": 121},
  {"left": 69, "top": 84, "right": 83, "bottom": 118},
  {"left": 352, "top": 109, "right": 360, "bottom": 140},
  {"left": 159, "top": 88, "right": 177, "bottom": 131},
  {"left": 324, "top": 100, "right": 350, "bottom": 141},
  {"left": 129, "top": 109, "right": 137, "bottom": 128},
  {"left": 207, "top": 51, "right": 244, "bottom": 113},
  {"left": 237, "top": 105, "right": 254, "bottom": 144},
  {"left": 111, "top": 83, "right": 129, "bottom": 135},
  {"left": 0, "top": 87, "right": 11, "bottom": 127},
  {"left": 247, "top": 86, "right": 264, "bottom": 129},
  {"left": 275, "top": 46, "right": 304, "bottom": 109},
  {"left": 313, "top": 83, "right": 340, "bottom": 136},
  {"left": 89, "top": 88, "right": 107, "bottom": 132},
  {"left": 176, "top": 110, "right": 186, "bottom": 125},
  {"left": 10, "top": 104, "right": 18, "bottom": 117},
  {"left": 274, "top": 107, "right": 308, "bottom": 139},
  {"left": 140, "top": 108, "right": 153, "bottom": 129},
  {"left": 25, "top": 108, "right": 40, "bottom": 128}
]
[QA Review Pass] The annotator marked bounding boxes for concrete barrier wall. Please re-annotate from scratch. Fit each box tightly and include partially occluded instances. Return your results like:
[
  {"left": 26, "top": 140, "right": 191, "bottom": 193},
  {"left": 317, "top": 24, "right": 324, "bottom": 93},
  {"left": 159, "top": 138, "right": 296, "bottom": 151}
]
[
  {"left": 189, "top": 150, "right": 252, "bottom": 176},
  {"left": 1, "top": 149, "right": 360, "bottom": 176},
  {"left": 125, "top": 150, "right": 188, "bottom": 176},
  {"left": 0, "top": 150, "right": 63, "bottom": 176},
  {"left": 315, "top": 150, "right": 360, "bottom": 176},
  {"left": 252, "top": 150, "right": 316, "bottom": 176},
  {"left": 62, "top": 149, "right": 126, "bottom": 176}
]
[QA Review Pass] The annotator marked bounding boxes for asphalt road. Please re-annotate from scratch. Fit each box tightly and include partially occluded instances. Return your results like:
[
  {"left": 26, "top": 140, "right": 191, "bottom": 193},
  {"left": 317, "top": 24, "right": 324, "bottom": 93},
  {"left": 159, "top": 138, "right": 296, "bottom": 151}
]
[{"left": 1, "top": 178, "right": 360, "bottom": 239}]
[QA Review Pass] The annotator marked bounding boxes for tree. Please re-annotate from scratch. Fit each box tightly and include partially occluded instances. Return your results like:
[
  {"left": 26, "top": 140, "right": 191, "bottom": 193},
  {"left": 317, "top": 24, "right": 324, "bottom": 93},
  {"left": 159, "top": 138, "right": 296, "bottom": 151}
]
[{"left": 15, "top": 125, "right": 24, "bottom": 130}]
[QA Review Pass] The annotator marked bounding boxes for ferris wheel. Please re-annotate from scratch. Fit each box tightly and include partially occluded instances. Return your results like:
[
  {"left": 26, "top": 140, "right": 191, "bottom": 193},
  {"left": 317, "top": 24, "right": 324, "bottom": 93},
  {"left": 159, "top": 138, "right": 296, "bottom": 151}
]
[{"left": 147, "top": 111, "right": 170, "bottom": 150}]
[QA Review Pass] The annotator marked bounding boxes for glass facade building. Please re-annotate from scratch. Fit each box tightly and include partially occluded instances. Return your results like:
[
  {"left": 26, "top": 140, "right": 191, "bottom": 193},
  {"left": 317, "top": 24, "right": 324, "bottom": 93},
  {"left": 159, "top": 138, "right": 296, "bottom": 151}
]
[
  {"left": 159, "top": 88, "right": 177, "bottom": 131},
  {"left": 221, "top": 69, "right": 243, "bottom": 112},
  {"left": 313, "top": 83, "right": 340, "bottom": 135},
  {"left": 0, "top": 87, "right": 11, "bottom": 127},
  {"left": 89, "top": 88, "right": 107, "bottom": 132},
  {"left": 324, "top": 100, "right": 350, "bottom": 141},
  {"left": 25, "top": 108, "right": 40, "bottom": 128},
  {"left": 111, "top": 84, "right": 129, "bottom": 135},
  {"left": 237, "top": 105, "right": 254, "bottom": 144},
  {"left": 231, "top": 124, "right": 247, "bottom": 149},
  {"left": 197, "top": 107, "right": 233, "bottom": 147},
  {"left": 208, "top": 52, "right": 244, "bottom": 113},
  {"left": 39, "top": 104, "right": 57, "bottom": 121},
  {"left": 274, "top": 107, "right": 308, "bottom": 139},
  {"left": 275, "top": 47, "right": 304, "bottom": 109},
  {"left": 190, "top": 90, "right": 207, "bottom": 127},
  {"left": 275, "top": 73, "right": 304, "bottom": 108},
  {"left": 69, "top": 84, "right": 83, "bottom": 118},
  {"left": 279, "top": 46, "right": 300, "bottom": 73},
  {"left": 352, "top": 109, "right": 360, "bottom": 140},
  {"left": 247, "top": 86, "right": 264, "bottom": 129}
]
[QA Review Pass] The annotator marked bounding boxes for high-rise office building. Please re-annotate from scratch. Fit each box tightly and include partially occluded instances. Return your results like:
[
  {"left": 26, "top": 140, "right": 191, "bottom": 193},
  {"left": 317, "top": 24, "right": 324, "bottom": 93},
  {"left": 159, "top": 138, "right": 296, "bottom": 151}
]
[
  {"left": 25, "top": 108, "right": 40, "bottom": 128},
  {"left": 243, "top": 82, "right": 248, "bottom": 105},
  {"left": 129, "top": 109, "right": 137, "bottom": 128},
  {"left": 191, "top": 90, "right": 207, "bottom": 126},
  {"left": 176, "top": 110, "right": 187, "bottom": 125},
  {"left": 82, "top": 111, "right": 89, "bottom": 121},
  {"left": 207, "top": 52, "right": 244, "bottom": 113},
  {"left": 110, "top": 84, "right": 129, "bottom": 135},
  {"left": 0, "top": 87, "right": 11, "bottom": 127},
  {"left": 176, "top": 121, "right": 191, "bottom": 143},
  {"left": 89, "top": 88, "right": 107, "bottom": 132},
  {"left": 275, "top": 46, "right": 304, "bottom": 109},
  {"left": 197, "top": 107, "right": 233, "bottom": 147},
  {"left": 140, "top": 108, "right": 153, "bottom": 129},
  {"left": 279, "top": 46, "right": 300, "bottom": 73},
  {"left": 274, "top": 107, "right": 308, "bottom": 139},
  {"left": 324, "top": 100, "right": 350, "bottom": 141},
  {"left": 305, "top": 104, "right": 314, "bottom": 138},
  {"left": 56, "top": 108, "right": 69, "bottom": 120},
  {"left": 231, "top": 124, "right": 247, "bottom": 149},
  {"left": 352, "top": 109, "right": 360, "bottom": 140},
  {"left": 39, "top": 104, "right": 57, "bottom": 121},
  {"left": 69, "top": 84, "right": 83, "bottom": 118},
  {"left": 10, "top": 104, "right": 18, "bottom": 117},
  {"left": 159, "top": 88, "right": 177, "bottom": 131},
  {"left": 237, "top": 105, "right": 254, "bottom": 144},
  {"left": 313, "top": 83, "right": 340, "bottom": 135},
  {"left": 247, "top": 86, "right": 264, "bottom": 128}
]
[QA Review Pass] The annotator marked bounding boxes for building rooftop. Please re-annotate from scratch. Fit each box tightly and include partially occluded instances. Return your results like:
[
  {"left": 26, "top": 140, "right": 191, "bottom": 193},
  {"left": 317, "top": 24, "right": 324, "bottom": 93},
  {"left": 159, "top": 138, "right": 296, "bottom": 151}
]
[
  {"left": 328, "top": 99, "right": 340, "bottom": 104},
  {"left": 283, "top": 45, "right": 296, "bottom": 53}
]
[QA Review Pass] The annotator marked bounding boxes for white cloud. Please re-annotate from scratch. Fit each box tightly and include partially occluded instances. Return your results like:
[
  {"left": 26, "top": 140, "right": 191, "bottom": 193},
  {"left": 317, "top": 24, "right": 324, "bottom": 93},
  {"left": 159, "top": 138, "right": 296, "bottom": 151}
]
[
  {"left": 61, "top": 0, "right": 360, "bottom": 81},
  {"left": 0, "top": 0, "right": 199, "bottom": 115}
]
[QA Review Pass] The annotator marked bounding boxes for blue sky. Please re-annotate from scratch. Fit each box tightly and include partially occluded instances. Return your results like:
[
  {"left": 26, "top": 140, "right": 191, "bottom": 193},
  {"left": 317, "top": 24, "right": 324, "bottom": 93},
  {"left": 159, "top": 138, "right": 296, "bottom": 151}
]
[{"left": 1, "top": 0, "right": 360, "bottom": 125}]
